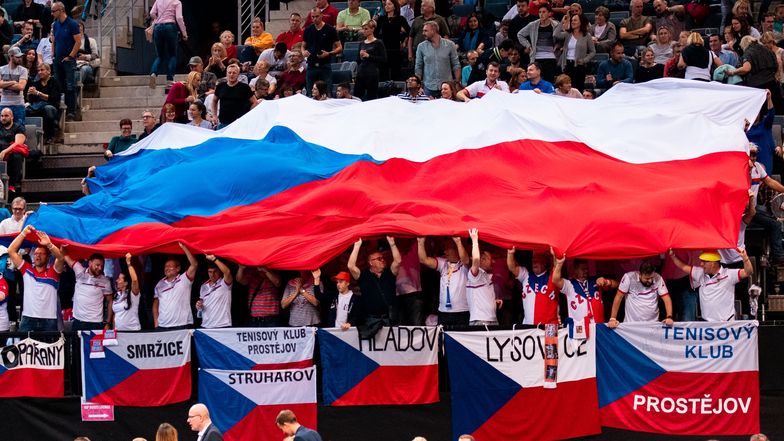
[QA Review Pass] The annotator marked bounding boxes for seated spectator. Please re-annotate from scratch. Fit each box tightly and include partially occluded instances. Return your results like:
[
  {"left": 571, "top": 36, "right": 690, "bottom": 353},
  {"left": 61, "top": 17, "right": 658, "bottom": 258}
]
[
  {"left": 314, "top": 270, "right": 360, "bottom": 329},
  {"left": 458, "top": 13, "right": 491, "bottom": 53},
  {"left": 206, "top": 42, "right": 228, "bottom": 79},
  {"left": 635, "top": 47, "right": 665, "bottom": 82},
  {"left": 649, "top": 25, "right": 675, "bottom": 64},
  {"left": 558, "top": 12, "right": 595, "bottom": 92},
  {"left": 652, "top": 0, "right": 686, "bottom": 40},
  {"left": 468, "top": 39, "right": 513, "bottom": 84},
  {"left": 311, "top": 79, "right": 330, "bottom": 100},
  {"left": 281, "top": 271, "right": 320, "bottom": 327},
  {"left": 729, "top": 36, "right": 783, "bottom": 112},
  {"left": 664, "top": 42, "right": 685, "bottom": 77},
  {"left": 686, "top": 0, "right": 711, "bottom": 27},
  {"left": 397, "top": 74, "right": 430, "bottom": 102},
  {"left": 439, "top": 80, "right": 459, "bottom": 100},
  {"left": 245, "top": 18, "right": 274, "bottom": 56},
  {"left": 335, "top": 82, "right": 361, "bottom": 100},
  {"left": 619, "top": 0, "right": 653, "bottom": 56},
  {"left": 457, "top": 61, "right": 510, "bottom": 100},
  {"left": 187, "top": 101, "right": 213, "bottom": 129},
  {"left": 14, "top": 0, "right": 46, "bottom": 36},
  {"left": 518, "top": 62, "right": 555, "bottom": 94},
  {"left": 138, "top": 110, "right": 157, "bottom": 141},
  {"left": 36, "top": 32, "right": 52, "bottom": 66},
  {"left": 507, "top": 66, "right": 527, "bottom": 90},
  {"left": 76, "top": 21, "right": 100, "bottom": 85},
  {"left": 161, "top": 103, "right": 177, "bottom": 124},
  {"left": 249, "top": 61, "right": 277, "bottom": 95},
  {"left": 0, "top": 10, "right": 13, "bottom": 47},
  {"left": 760, "top": 31, "right": 784, "bottom": 83},
  {"left": 258, "top": 42, "right": 290, "bottom": 77},
  {"left": 21, "top": 48, "right": 38, "bottom": 82},
  {"left": 730, "top": 17, "right": 755, "bottom": 55},
  {"left": 277, "top": 13, "right": 305, "bottom": 49},
  {"left": 10, "top": 20, "right": 39, "bottom": 54},
  {"left": 710, "top": 33, "right": 739, "bottom": 67},
  {"left": 336, "top": 0, "right": 370, "bottom": 42},
  {"left": 253, "top": 78, "right": 272, "bottom": 101},
  {"left": 220, "top": 30, "right": 237, "bottom": 60},
  {"left": 775, "top": 5, "right": 784, "bottom": 34},
  {"left": 679, "top": 32, "right": 723, "bottom": 81},
  {"left": 554, "top": 74, "right": 583, "bottom": 98},
  {"left": 596, "top": 42, "right": 633, "bottom": 88},
  {"left": 276, "top": 50, "right": 306, "bottom": 96},
  {"left": 0, "top": 108, "right": 28, "bottom": 194},
  {"left": 277, "top": 84, "right": 295, "bottom": 98},
  {"left": 582, "top": 88, "right": 595, "bottom": 99},
  {"left": 212, "top": 63, "right": 256, "bottom": 128},
  {"left": 590, "top": 6, "right": 616, "bottom": 53},
  {"left": 0, "top": 47, "right": 29, "bottom": 126},
  {"left": 25, "top": 63, "right": 60, "bottom": 142},
  {"left": 305, "top": 0, "right": 340, "bottom": 27},
  {"left": 163, "top": 71, "right": 200, "bottom": 123},
  {"left": 501, "top": 43, "right": 526, "bottom": 82},
  {"left": 105, "top": 118, "right": 136, "bottom": 160},
  {"left": 188, "top": 56, "right": 217, "bottom": 100},
  {"left": 733, "top": 0, "right": 760, "bottom": 36}
]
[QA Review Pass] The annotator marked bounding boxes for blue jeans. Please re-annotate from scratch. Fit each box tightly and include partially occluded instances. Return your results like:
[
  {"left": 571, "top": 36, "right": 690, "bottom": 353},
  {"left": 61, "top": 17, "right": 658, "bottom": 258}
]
[
  {"left": 19, "top": 316, "right": 58, "bottom": 332},
  {"left": 305, "top": 64, "right": 332, "bottom": 97},
  {"left": 77, "top": 65, "right": 95, "bottom": 85},
  {"left": 151, "top": 23, "right": 179, "bottom": 81},
  {"left": 26, "top": 104, "right": 58, "bottom": 137},
  {"left": 54, "top": 57, "right": 77, "bottom": 115},
  {"left": 249, "top": 315, "right": 280, "bottom": 327},
  {"left": 750, "top": 205, "right": 784, "bottom": 259}
]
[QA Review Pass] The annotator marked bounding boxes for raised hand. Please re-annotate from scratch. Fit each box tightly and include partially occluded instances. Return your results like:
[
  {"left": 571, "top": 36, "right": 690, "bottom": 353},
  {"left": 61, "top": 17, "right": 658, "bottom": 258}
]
[{"left": 468, "top": 228, "right": 478, "bottom": 240}]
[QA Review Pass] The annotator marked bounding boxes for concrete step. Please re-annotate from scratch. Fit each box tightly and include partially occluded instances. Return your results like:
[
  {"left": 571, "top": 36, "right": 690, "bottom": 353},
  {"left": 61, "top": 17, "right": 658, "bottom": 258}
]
[
  {"left": 98, "top": 85, "right": 166, "bottom": 98},
  {"left": 99, "top": 74, "right": 187, "bottom": 87},
  {"left": 54, "top": 143, "right": 106, "bottom": 154},
  {"left": 26, "top": 154, "right": 105, "bottom": 179},
  {"left": 22, "top": 177, "right": 83, "bottom": 194},
  {"left": 66, "top": 119, "right": 143, "bottom": 132},
  {"left": 82, "top": 95, "right": 165, "bottom": 110},
  {"left": 63, "top": 131, "right": 117, "bottom": 145},
  {"left": 81, "top": 108, "right": 149, "bottom": 121}
]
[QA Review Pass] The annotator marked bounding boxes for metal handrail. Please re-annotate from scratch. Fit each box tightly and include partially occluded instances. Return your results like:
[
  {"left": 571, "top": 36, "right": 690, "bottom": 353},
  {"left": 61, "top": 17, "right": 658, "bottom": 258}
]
[{"left": 238, "top": 0, "right": 269, "bottom": 43}]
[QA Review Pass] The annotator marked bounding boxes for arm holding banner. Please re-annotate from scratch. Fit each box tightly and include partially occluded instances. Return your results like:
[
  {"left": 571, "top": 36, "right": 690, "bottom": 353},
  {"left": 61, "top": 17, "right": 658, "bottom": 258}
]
[
  {"left": 469, "top": 228, "right": 480, "bottom": 277},
  {"left": 507, "top": 246, "right": 521, "bottom": 277},
  {"left": 453, "top": 236, "right": 470, "bottom": 266},
  {"left": 550, "top": 246, "right": 566, "bottom": 290},
  {"left": 668, "top": 249, "right": 692, "bottom": 274},
  {"left": 738, "top": 247, "right": 753, "bottom": 279},
  {"left": 180, "top": 242, "right": 198, "bottom": 281},
  {"left": 7, "top": 224, "right": 31, "bottom": 268},
  {"left": 37, "top": 230, "right": 64, "bottom": 273},
  {"left": 348, "top": 238, "right": 363, "bottom": 279},
  {"left": 388, "top": 236, "right": 401, "bottom": 276},
  {"left": 417, "top": 237, "right": 438, "bottom": 270},
  {"left": 206, "top": 254, "right": 233, "bottom": 285}
]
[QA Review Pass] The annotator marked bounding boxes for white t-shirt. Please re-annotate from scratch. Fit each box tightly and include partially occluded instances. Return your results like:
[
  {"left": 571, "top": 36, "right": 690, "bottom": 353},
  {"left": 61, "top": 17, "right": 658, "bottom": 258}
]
[
  {"left": 249, "top": 73, "right": 277, "bottom": 88},
  {"left": 0, "top": 216, "right": 24, "bottom": 234},
  {"left": 112, "top": 290, "right": 141, "bottom": 331},
  {"left": 72, "top": 261, "right": 113, "bottom": 323},
  {"left": 618, "top": 271, "right": 669, "bottom": 322},
  {"left": 465, "top": 79, "right": 510, "bottom": 99},
  {"left": 335, "top": 291, "right": 353, "bottom": 327},
  {"left": 257, "top": 48, "right": 290, "bottom": 76},
  {"left": 36, "top": 37, "right": 53, "bottom": 65},
  {"left": 466, "top": 268, "right": 497, "bottom": 322},
  {"left": 690, "top": 266, "right": 741, "bottom": 321},
  {"left": 20, "top": 261, "right": 61, "bottom": 319},
  {"left": 566, "top": 36, "right": 577, "bottom": 60},
  {"left": 154, "top": 273, "right": 194, "bottom": 327},
  {"left": 750, "top": 161, "right": 767, "bottom": 204},
  {"left": 436, "top": 257, "right": 469, "bottom": 312},
  {"left": 199, "top": 278, "right": 232, "bottom": 328}
]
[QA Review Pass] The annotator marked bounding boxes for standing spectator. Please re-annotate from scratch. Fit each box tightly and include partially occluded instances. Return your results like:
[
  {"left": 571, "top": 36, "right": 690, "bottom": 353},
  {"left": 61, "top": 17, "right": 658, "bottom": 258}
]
[
  {"left": 76, "top": 21, "right": 100, "bottom": 85},
  {"left": 14, "top": 0, "right": 46, "bottom": 36},
  {"left": 105, "top": 118, "right": 135, "bottom": 160},
  {"left": 590, "top": 6, "right": 616, "bottom": 53},
  {"left": 212, "top": 63, "right": 256, "bottom": 128},
  {"left": 196, "top": 255, "right": 233, "bottom": 329},
  {"left": 397, "top": 74, "right": 430, "bottom": 102},
  {"left": 108, "top": 255, "right": 141, "bottom": 332},
  {"left": 558, "top": 12, "right": 594, "bottom": 92},
  {"left": 277, "top": 13, "right": 305, "bottom": 49},
  {"left": 0, "top": 108, "right": 28, "bottom": 193},
  {"left": 619, "top": 0, "right": 653, "bottom": 56},
  {"left": 508, "top": 0, "right": 537, "bottom": 45},
  {"left": 281, "top": 271, "right": 321, "bottom": 327},
  {"left": 408, "top": 0, "right": 449, "bottom": 64},
  {"left": 518, "top": 62, "right": 555, "bottom": 93},
  {"left": 26, "top": 63, "right": 61, "bottom": 143},
  {"left": 596, "top": 41, "right": 634, "bottom": 88},
  {"left": 148, "top": 0, "right": 188, "bottom": 88},
  {"left": 607, "top": 262, "right": 673, "bottom": 328},
  {"left": 466, "top": 229, "right": 502, "bottom": 326},
  {"left": 635, "top": 47, "right": 665, "bottom": 82},
  {"left": 244, "top": 18, "right": 274, "bottom": 56},
  {"left": 188, "top": 102, "right": 213, "bottom": 129},
  {"left": 415, "top": 21, "right": 460, "bottom": 97},
  {"left": 237, "top": 265, "right": 282, "bottom": 327},
  {"left": 51, "top": 2, "right": 81, "bottom": 121},
  {"left": 348, "top": 237, "right": 402, "bottom": 328},
  {"left": 418, "top": 237, "right": 471, "bottom": 326},
  {"left": 8, "top": 225, "right": 64, "bottom": 332},
  {"left": 305, "top": 0, "right": 340, "bottom": 27},
  {"left": 649, "top": 25, "right": 675, "bottom": 64},
  {"left": 517, "top": 3, "right": 563, "bottom": 83},
  {"left": 258, "top": 43, "right": 290, "bottom": 78},
  {"left": 277, "top": 50, "right": 307, "bottom": 95},
  {"left": 336, "top": 0, "right": 370, "bottom": 42},
  {"left": 219, "top": 30, "right": 237, "bottom": 60},
  {"left": 457, "top": 61, "right": 510, "bottom": 100},
  {"left": 155, "top": 423, "right": 178, "bottom": 441},
  {"left": 1, "top": 47, "right": 29, "bottom": 125},
  {"left": 138, "top": 110, "right": 158, "bottom": 141},
  {"left": 506, "top": 247, "right": 559, "bottom": 325},
  {"left": 63, "top": 251, "right": 112, "bottom": 331},
  {"left": 206, "top": 43, "right": 228, "bottom": 79},
  {"left": 401, "top": 0, "right": 415, "bottom": 26},
  {"left": 355, "top": 19, "right": 386, "bottom": 101},
  {"left": 679, "top": 32, "right": 722, "bottom": 81},
  {"left": 0, "top": 10, "right": 13, "bottom": 47},
  {"left": 375, "top": 0, "right": 409, "bottom": 81},
  {"left": 458, "top": 13, "right": 491, "bottom": 54},
  {"left": 187, "top": 403, "right": 223, "bottom": 441},
  {"left": 709, "top": 33, "right": 739, "bottom": 67},
  {"left": 729, "top": 36, "right": 784, "bottom": 112},
  {"left": 395, "top": 239, "right": 425, "bottom": 325},
  {"left": 153, "top": 242, "right": 197, "bottom": 330},
  {"left": 303, "top": 8, "right": 342, "bottom": 96},
  {"left": 554, "top": 73, "right": 583, "bottom": 97},
  {"left": 163, "top": 71, "right": 200, "bottom": 123},
  {"left": 276, "top": 410, "right": 322, "bottom": 441},
  {"left": 314, "top": 270, "right": 359, "bottom": 329},
  {"left": 11, "top": 21, "right": 39, "bottom": 53}
]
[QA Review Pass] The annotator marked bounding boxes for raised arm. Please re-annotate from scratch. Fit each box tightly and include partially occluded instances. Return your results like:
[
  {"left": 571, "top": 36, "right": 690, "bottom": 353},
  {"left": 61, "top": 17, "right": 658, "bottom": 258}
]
[
  {"left": 667, "top": 249, "right": 692, "bottom": 274},
  {"left": 347, "top": 238, "right": 362, "bottom": 280},
  {"left": 506, "top": 246, "right": 521, "bottom": 277},
  {"left": 469, "top": 228, "right": 480, "bottom": 276},
  {"left": 417, "top": 237, "right": 438, "bottom": 269},
  {"left": 550, "top": 246, "right": 565, "bottom": 290},
  {"left": 453, "top": 236, "right": 469, "bottom": 265},
  {"left": 8, "top": 225, "right": 32, "bottom": 268},
  {"left": 126, "top": 253, "right": 140, "bottom": 294},
  {"left": 206, "top": 254, "right": 233, "bottom": 284},
  {"left": 37, "top": 230, "right": 64, "bottom": 273},
  {"left": 387, "top": 236, "right": 401, "bottom": 276},
  {"left": 738, "top": 247, "right": 754, "bottom": 279},
  {"left": 261, "top": 267, "right": 281, "bottom": 287},
  {"left": 236, "top": 264, "right": 248, "bottom": 284},
  {"left": 179, "top": 242, "right": 198, "bottom": 280}
]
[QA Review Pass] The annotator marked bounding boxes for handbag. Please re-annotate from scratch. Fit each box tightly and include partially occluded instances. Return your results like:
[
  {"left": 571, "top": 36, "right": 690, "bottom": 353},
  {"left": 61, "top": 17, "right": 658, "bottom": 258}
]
[{"left": 145, "top": 25, "right": 153, "bottom": 43}]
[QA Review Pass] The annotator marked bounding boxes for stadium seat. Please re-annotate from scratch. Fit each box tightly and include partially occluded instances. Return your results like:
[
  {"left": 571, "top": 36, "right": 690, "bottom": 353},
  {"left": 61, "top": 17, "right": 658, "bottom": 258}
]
[
  {"left": 342, "top": 41, "right": 360, "bottom": 62},
  {"left": 485, "top": 3, "right": 509, "bottom": 19},
  {"left": 584, "top": 12, "right": 595, "bottom": 24},
  {"left": 25, "top": 117, "right": 43, "bottom": 151},
  {"left": 453, "top": 4, "right": 474, "bottom": 17},
  {"left": 693, "top": 27, "right": 719, "bottom": 37},
  {"left": 610, "top": 16, "right": 624, "bottom": 30},
  {"left": 332, "top": 69, "right": 353, "bottom": 86},
  {"left": 360, "top": 1, "right": 382, "bottom": 14},
  {"left": 332, "top": 1, "right": 348, "bottom": 11}
]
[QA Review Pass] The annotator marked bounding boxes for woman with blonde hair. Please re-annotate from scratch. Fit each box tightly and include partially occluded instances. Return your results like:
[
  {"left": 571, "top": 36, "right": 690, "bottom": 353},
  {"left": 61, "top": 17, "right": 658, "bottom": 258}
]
[
  {"left": 678, "top": 32, "right": 722, "bottom": 80},
  {"left": 206, "top": 42, "right": 229, "bottom": 79},
  {"left": 760, "top": 31, "right": 784, "bottom": 83},
  {"left": 162, "top": 70, "right": 201, "bottom": 123},
  {"left": 155, "top": 423, "right": 177, "bottom": 441},
  {"left": 554, "top": 74, "right": 583, "bottom": 98}
]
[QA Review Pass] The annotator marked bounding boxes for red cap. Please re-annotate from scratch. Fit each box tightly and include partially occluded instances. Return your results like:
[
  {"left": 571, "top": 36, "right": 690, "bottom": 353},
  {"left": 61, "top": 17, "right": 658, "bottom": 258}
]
[{"left": 331, "top": 271, "right": 351, "bottom": 282}]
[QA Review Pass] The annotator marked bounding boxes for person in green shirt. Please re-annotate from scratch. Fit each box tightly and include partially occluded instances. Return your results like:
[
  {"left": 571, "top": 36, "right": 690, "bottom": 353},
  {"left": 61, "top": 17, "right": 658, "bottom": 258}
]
[
  {"left": 336, "top": 0, "right": 370, "bottom": 42},
  {"left": 105, "top": 118, "right": 136, "bottom": 160}
]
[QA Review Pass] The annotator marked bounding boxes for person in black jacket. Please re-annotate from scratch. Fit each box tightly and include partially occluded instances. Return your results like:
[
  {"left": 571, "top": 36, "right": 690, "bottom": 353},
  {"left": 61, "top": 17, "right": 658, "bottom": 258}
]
[
  {"left": 0, "top": 10, "right": 14, "bottom": 47},
  {"left": 187, "top": 403, "right": 224, "bottom": 441},
  {"left": 314, "top": 270, "right": 361, "bottom": 329}
]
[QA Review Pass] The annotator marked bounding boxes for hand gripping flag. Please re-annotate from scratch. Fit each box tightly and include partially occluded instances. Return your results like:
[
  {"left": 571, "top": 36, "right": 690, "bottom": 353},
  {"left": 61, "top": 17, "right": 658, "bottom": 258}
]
[
  {"left": 0, "top": 337, "right": 64, "bottom": 398},
  {"left": 194, "top": 327, "right": 315, "bottom": 370},
  {"left": 445, "top": 326, "right": 600, "bottom": 441},
  {"left": 318, "top": 326, "right": 439, "bottom": 406},
  {"left": 199, "top": 367, "right": 317, "bottom": 441},
  {"left": 597, "top": 321, "right": 760, "bottom": 436},
  {"left": 80, "top": 330, "right": 192, "bottom": 406}
]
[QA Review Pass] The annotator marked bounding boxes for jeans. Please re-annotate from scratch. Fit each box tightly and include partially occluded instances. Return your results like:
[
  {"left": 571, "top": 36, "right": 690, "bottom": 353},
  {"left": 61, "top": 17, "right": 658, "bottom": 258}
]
[
  {"left": 668, "top": 276, "right": 698, "bottom": 321},
  {"left": 26, "top": 104, "right": 58, "bottom": 137},
  {"left": 721, "top": 0, "right": 733, "bottom": 29},
  {"left": 71, "top": 318, "right": 104, "bottom": 331},
  {"left": 750, "top": 205, "right": 784, "bottom": 259},
  {"left": 77, "top": 64, "right": 95, "bottom": 85},
  {"left": 305, "top": 64, "right": 332, "bottom": 97},
  {"left": 151, "top": 23, "right": 179, "bottom": 81},
  {"left": 54, "top": 57, "right": 77, "bottom": 115},
  {"left": 438, "top": 310, "right": 470, "bottom": 326},
  {"left": 249, "top": 315, "right": 280, "bottom": 327},
  {"left": 19, "top": 316, "right": 58, "bottom": 332},
  {"left": 424, "top": 87, "right": 441, "bottom": 98}
]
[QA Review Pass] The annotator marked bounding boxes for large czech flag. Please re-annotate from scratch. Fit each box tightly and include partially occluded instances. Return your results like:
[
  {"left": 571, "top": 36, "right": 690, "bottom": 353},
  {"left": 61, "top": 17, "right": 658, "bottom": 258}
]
[
  {"left": 80, "top": 330, "right": 192, "bottom": 406},
  {"left": 194, "top": 327, "right": 315, "bottom": 370},
  {"left": 445, "top": 326, "right": 600, "bottom": 440},
  {"left": 199, "top": 367, "right": 317, "bottom": 441},
  {"left": 318, "top": 326, "right": 439, "bottom": 405},
  {"left": 597, "top": 321, "right": 760, "bottom": 435},
  {"left": 0, "top": 337, "right": 64, "bottom": 398},
  {"left": 24, "top": 80, "right": 763, "bottom": 267}
]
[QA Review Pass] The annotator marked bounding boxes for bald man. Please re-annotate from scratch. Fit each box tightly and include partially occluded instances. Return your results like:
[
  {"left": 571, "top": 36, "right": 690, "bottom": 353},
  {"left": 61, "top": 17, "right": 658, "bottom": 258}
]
[{"left": 187, "top": 403, "right": 223, "bottom": 441}]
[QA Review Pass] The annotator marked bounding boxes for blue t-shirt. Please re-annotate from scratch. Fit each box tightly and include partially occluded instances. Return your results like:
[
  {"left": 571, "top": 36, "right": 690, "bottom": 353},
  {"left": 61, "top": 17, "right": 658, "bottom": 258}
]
[
  {"left": 518, "top": 79, "right": 555, "bottom": 94},
  {"left": 53, "top": 16, "right": 80, "bottom": 60}
]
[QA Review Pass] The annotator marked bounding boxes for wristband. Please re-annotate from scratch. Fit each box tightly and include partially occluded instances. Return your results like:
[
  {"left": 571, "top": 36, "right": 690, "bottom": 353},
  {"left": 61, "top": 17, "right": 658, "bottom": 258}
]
[{"left": 666, "top": 315, "right": 673, "bottom": 319}]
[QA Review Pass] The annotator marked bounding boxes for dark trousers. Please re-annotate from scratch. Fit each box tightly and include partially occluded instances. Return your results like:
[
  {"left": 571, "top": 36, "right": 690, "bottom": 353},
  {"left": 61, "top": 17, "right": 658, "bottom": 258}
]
[
  {"left": 385, "top": 50, "right": 404, "bottom": 81},
  {"left": 438, "top": 310, "right": 470, "bottom": 326},
  {"left": 7, "top": 152, "right": 24, "bottom": 188},
  {"left": 27, "top": 104, "right": 59, "bottom": 137},
  {"left": 750, "top": 205, "right": 784, "bottom": 259},
  {"left": 535, "top": 58, "right": 558, "bottom": 83},
  {"left": 397, "top": 292, "right": 425, "bottom": 326},
  {"left": 53, "top": 57, "right": 77, "bottom": 115},
  {"left": 72, "top": 318, "right": 104, "bottom": 331},
  {"left": 19, "top": 316, "right": 57, "bottom": 332},
  {"left": 249, "top": 315, "right": 281, "bottom": 327},
  {"left": 354, "top": 70, "right": 379, "bottom": 101},
  {"left": 564, "top": 60, "right": 586, "bottom": 92},
  {"left": 151, "top": 23, "right": 179, "bottom": 81},
  {"left": 306, "top": 64, "right": 332, "bottom": 97}
]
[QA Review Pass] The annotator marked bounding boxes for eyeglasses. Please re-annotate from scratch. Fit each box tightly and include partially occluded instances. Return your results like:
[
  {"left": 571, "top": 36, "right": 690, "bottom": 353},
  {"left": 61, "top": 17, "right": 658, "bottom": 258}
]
[
  {"left": 12, "top": 207, "right": 23, "bottom": 211},
  {"left": 142, "top": 115, "right": 154, "bottom": 119}
]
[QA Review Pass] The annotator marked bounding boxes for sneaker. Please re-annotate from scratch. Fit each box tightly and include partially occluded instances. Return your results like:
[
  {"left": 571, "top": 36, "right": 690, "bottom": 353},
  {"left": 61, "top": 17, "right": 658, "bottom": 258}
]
[
  {"left": 149, "top": 74, "right": 157, "bottom": 89},
  {"left": 66, "top": 113, "right": 75, "bottom": 122}
]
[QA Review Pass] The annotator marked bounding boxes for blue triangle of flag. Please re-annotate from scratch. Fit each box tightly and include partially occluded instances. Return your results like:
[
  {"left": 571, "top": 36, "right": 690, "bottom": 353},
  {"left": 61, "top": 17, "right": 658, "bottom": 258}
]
[
  {"left": 198, "top": 369, "right": 258, "bottom": 433},
  {"left": 194, "top": 330, "right": 256, "bottom": 370},
  {"left": 317, "top": 329, "right": 379, "bottom": 405},
  {"left": 81, "top": 331, "right": 139, "bottom": 401}
]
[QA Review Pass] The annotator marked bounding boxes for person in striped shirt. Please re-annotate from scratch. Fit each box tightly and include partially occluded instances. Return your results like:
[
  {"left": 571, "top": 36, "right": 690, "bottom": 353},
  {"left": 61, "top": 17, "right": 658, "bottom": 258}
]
[{"left": 237, "top": 265, "right": 282, "bottom": 327}]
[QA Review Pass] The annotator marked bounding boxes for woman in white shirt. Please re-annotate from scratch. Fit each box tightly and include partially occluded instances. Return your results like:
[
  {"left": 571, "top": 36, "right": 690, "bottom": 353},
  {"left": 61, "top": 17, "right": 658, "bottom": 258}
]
[
  {"left": 649, "top": 25, "right": 675, "bottom": 64},
  {"left": 108, "top": 254, "right": 141, "bottom": 331}
]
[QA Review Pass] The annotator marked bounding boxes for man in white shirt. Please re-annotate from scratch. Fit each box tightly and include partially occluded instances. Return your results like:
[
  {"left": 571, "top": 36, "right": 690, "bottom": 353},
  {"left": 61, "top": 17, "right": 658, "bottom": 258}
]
[
  {"left": 418, "top": 236, "right": 470, "bottom": 325},
  {"left": 257, "top": 42, "right": 290, "bottom": 77},
  {"left": 188, "top": 403, "right": 223, "bottom": 441},
  {"left": 457, "top": 61, "right": 510, "bottom": 101},
  {"left": 196, "top": 254, "right": 233, "bottom": 328},
  {"left": 466, "top": 228, "right": 502, "bottom": 325},
  {"left": 0, "top": 197, "right": 31, "bottom": 234},
  {"left": 608, "top": 262, "right": 673, "bottom": 328},
  {"left": 64, "top": 250, "right": 112, "bottom": 330},
  {"left": 153, "top": 242, "right": 198, "bottom": 330}
]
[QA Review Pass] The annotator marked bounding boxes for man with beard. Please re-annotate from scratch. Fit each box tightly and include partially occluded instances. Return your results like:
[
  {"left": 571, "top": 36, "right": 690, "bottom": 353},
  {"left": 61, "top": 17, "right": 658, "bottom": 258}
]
[
  {"left": 608, "top": 262, "right": 673, "bottom": 328},
  {"left": 551, "top": 253, "right": 617, "bottom": 329},
  {"left": 507, "top": 247, "right": 559, "bottom": 325},
  {"left": 63, "top": 250, "right": 113, "bottom": 330}
]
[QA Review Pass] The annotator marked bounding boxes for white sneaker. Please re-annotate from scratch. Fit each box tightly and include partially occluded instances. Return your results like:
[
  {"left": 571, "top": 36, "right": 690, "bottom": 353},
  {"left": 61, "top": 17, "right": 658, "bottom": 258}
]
[{"left": 149, "top": 74, "right": 156, "bottom": 89}]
